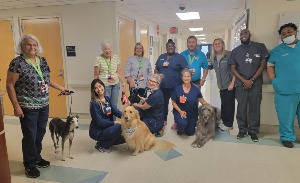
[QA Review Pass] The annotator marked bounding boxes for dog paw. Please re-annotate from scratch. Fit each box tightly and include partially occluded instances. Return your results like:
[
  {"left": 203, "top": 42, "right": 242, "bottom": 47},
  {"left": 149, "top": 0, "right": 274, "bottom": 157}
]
[
  {"left": 61, "top": 158, "right": 65, "bottom": 161},
  {"left": 132, "top": 152, "right": 138, "bottom": 156},
  {"left": 191, "top": 142, "right": 198, "bottom": 148},
  {"left": 122, "top": 146, "right": 129, "bottom": 152}
]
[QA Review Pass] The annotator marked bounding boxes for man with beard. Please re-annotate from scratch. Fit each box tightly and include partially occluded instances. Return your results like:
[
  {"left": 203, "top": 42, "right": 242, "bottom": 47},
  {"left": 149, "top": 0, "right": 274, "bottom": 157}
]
[
  {"left": 267, "top": 23, "right": 300, "bottom": 148},
  {"left": 228, "top": 29, "right": 268, "bottom": 142},
  {"left": 155, "top": 39, "right": 187, "bottom": 128},
  {"left": 180, "top": 36, "right": 208, "bottom": 88}
]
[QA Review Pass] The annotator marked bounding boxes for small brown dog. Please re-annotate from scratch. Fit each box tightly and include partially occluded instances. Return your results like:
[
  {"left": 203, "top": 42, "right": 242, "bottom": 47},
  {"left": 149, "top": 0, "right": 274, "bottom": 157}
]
[
  {"left": 192, "top": 104, "right": 220, "bottom": 148},
  {"left": 121, "top": 106, "right": 156, "bottom": 156}
]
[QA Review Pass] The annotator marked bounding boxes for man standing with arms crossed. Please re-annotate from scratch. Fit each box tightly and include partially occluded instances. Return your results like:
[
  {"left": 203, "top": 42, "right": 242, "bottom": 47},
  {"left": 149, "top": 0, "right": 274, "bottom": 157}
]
[{"left": 228, "top": 29, "right": 268, "bottom": 142}]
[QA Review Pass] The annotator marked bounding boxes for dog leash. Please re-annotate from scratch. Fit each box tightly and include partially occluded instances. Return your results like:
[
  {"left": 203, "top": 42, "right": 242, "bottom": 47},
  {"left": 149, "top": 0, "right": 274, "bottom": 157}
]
[{"left": 58, "top": 90, "right": 74, "bottom": 116}]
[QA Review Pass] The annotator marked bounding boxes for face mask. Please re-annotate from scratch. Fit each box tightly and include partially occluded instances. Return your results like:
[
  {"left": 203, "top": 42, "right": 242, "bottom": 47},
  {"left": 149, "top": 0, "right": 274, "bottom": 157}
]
[{"left": 282, "top": 35, "right": 296, "bottom": 45}]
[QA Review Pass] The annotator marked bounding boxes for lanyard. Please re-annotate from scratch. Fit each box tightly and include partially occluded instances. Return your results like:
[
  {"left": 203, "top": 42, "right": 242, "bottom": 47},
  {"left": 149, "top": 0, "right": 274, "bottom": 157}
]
[
  {"left": 188, "top": 54, "right": 196, "bottom": 66},
  {"left": 103, "top": 56, "right": 111, "bottom": 74},
  {"left": 24, "top": 54, "right": 44, "bottom": 81},
  {"left": 138, "top": 57, "right": 143, "bottom": 70}
]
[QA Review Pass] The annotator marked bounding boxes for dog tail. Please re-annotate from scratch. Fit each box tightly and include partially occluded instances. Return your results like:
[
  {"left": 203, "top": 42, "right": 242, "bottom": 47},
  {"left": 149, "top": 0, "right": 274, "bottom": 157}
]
[{"left": 153, "top": 140, "right": 176, "bottom": 151}]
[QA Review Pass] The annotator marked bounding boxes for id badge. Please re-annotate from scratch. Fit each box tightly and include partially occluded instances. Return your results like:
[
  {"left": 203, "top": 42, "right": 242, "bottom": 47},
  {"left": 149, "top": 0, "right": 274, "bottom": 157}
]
[
  {"left": 106, "top": 106, "right": 111, "bottom": 115},
  {"left": 163, "top": 61, "right": 169, "bottom": 67},
  {"left": 245, "top": 58, "right": 252, "bottom": 63},
  {"left": 138, "top": 74, "right": 144, "bottom": 81},
  {"left": 189, "top": 68, "right": 195, "bottom": 74},
  {"left": 179, "top": 95, "right": 187, "bottom": 103},
  {"left": 39, "top": 80, "right": 49, "bottom": 94},
  {"left": 107, "top": 74, "right": 113, "bottom": 79}
]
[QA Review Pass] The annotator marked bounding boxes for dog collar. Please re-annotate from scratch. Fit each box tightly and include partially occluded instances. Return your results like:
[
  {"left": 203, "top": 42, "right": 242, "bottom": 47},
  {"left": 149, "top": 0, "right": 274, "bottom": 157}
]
[{"left": 124, "top": 126, "right": 137, "bottom": 139}]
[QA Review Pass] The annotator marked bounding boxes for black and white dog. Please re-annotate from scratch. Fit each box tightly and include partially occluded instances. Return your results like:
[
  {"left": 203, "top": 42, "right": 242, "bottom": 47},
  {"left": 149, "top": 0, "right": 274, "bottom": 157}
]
[{"left": 49, "top": 115, "right": 79, "bottom": 161}]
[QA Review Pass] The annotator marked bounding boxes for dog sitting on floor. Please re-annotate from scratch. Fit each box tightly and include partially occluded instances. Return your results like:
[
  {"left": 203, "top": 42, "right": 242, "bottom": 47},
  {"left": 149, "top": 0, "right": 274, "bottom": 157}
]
[
  {"left": 49, "top": 115, "right": 79, "bottom": 161},
  {"left": 192, "top": 104, "right": 221, "bottom": 148}
]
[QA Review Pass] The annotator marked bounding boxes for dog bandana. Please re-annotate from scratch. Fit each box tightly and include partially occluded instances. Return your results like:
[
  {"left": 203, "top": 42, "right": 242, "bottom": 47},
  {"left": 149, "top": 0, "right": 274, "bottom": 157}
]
[{"left": 124, "top": 126, "right": 137, "bottom": 139}]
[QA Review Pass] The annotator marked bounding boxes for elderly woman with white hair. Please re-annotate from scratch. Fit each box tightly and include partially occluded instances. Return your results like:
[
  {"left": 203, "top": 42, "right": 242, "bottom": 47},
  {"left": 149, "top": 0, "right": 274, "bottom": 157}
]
[
  {"left": 94, "top": 39, "right": 125, "bottom": 108},
  {"left": 132, "top": 74, "right": 165, "bottom": 137},
  {"left": 6, "top": 34, "right": 69, "bottom": 178}
]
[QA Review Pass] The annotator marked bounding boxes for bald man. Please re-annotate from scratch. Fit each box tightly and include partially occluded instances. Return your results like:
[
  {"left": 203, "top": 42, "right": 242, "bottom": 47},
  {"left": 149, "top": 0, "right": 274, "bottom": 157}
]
[{"left": 228, "top": 29, "right": 269, "bottom": 142}]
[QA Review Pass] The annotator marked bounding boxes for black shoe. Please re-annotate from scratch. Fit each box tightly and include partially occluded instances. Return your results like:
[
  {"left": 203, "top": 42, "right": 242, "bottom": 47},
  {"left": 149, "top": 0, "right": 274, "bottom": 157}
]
[
  {"left": 281, "top": 141, "right": 294, "bottom": 148},
  {"left": 249, "top": 133, "right": 259, "bottom": 142},
  {"left": 25, "top": 167, "right": 40, "bottom": 178},
  {"left": 36, "top": 159, "right": 50, "bottom": 168},
  {"left": 237, "top": 132, "right": 248, "bottom": 139}
]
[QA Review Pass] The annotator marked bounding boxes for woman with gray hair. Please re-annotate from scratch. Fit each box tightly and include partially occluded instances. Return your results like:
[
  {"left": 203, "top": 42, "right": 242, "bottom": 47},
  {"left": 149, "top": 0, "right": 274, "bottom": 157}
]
[
  {"left": 6, "top": 34, "right": 69, "bottom": 178},
  {"left": 171, "top": 68, "right": 207, "bottom": 136},
  {"left": 94, "top": 39, "right": 125, "bottom": 108},
  {"left": 132, "top": 74, "right": 165, "bottom": 136}
]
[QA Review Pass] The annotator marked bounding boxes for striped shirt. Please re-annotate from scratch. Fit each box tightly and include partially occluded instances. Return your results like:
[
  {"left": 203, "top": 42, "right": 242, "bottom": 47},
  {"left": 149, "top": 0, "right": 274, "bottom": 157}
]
[{"left": 94, "top": 54, "right": 120, "bottom": 86}]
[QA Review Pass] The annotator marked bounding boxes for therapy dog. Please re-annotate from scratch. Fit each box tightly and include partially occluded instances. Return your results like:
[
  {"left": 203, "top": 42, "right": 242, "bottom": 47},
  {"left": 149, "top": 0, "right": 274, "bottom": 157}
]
[
  {"left": 49, "top": 115, "right": 79, "bottom": 161},
  {"left": 128, "top": 93, "right": 141, "bottom": 104},
  {"left": 121, "top": 106, "right": 155, "bottom": 156},
  {"left": 192, "top": 104, "right": 221, "bottom": 148}
]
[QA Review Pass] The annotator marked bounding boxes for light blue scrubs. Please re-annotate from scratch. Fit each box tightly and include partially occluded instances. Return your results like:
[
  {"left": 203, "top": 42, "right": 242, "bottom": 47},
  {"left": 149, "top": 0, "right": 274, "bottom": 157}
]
[
  {"left": 180, "top": 49, "right": 208, "bottom": 82},
  {"left": 269, "top": 41, "right": 300, "bottom": 142}
]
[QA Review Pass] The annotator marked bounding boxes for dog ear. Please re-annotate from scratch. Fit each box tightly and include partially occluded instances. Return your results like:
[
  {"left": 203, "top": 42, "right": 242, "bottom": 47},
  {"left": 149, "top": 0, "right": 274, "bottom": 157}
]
[{"left": 134, "top": 108, "right": 140, "bottom": 120}]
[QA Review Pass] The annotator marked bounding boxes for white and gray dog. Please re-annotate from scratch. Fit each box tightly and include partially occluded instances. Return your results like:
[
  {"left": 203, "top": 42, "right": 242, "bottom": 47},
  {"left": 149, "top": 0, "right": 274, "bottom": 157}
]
[
  {"left": 192, "top": 104, "right": 221, "bottom": 148},
  {"left": 49, "top": 115, "right": 79, "bottom": 161}
]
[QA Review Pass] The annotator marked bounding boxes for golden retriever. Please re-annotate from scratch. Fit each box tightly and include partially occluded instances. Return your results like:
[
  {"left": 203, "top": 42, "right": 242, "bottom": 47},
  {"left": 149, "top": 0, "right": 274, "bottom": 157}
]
[{"left": 121, "top": 106, "right": 156, "bottom": 156}]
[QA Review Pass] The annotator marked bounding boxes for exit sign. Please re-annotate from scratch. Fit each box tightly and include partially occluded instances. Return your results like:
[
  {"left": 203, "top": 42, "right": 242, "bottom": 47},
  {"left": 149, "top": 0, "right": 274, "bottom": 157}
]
[{"left": 170, "top": 27, "right": 178, "bottom": 34}]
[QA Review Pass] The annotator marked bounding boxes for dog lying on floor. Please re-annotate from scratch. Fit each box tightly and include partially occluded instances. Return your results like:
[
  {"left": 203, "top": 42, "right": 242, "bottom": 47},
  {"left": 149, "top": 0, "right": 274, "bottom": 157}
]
[
  {"left": 192, "top": 104, "right": 221, "bottom": 148},
  {"left": 121, "top": 106, "right": 155, "bottom": 156},
  {"left": 49, "top": 115, "right": 79, "bottom": 161}
]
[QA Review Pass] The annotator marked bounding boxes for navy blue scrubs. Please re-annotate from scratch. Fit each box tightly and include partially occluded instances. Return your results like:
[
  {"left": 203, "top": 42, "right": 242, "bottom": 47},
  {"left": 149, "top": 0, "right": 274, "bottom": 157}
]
[
  {"left": 171, "top": 84, "right": 203, "bottom": 135},
  {"left": 137, "top": 89, "right": 164, "bottom": 133},
  {"left": 155, "top": 53, "right": 187, "bottom": 121}
]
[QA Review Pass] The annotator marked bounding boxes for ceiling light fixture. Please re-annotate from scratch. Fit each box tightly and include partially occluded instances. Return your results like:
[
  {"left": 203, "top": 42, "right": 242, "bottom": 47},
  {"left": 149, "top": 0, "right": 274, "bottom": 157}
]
[
  {"left": 189, "top": 27, "right": 203, "bottom": 31},
  {"left": 195, "top": 34, "right": 206, "bottom": 36},
  {"left": 198, "top": 38, "right": 206, "bottom": 40},
  {"left": 176, "top": 12, "right": 200, "bottom": 20}
]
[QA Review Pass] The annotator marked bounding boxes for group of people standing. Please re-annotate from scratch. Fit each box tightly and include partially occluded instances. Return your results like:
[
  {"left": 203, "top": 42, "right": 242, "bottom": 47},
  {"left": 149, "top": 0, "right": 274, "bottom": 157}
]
[{"left": 5, "top": 22, "right": 300, "bottom": 178}]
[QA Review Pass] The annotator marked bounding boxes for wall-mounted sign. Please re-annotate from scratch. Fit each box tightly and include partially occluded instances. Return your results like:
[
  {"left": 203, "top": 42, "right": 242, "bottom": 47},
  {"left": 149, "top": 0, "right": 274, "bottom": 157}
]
[
  {"left": 170, "top": 27, "right": 178, "bottom": 34},
  {"left": 66, "top": 46, "right": 76, "bottom": 57}
]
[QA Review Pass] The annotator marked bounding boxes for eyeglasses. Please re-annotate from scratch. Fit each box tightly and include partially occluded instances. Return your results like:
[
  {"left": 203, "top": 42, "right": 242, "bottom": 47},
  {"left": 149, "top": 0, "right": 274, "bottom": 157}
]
[{"left": 148, "top": 79, "right": 158, "bottom": 84}]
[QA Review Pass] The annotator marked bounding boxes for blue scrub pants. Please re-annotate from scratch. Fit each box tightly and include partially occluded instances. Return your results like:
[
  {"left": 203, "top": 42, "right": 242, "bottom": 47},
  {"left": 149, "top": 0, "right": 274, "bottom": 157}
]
[
  {"left": 20, "top": 106, "right": 49, "bottom": 169},
  {"left": 161, "top": 88, "right": 174, "bottom": 121},
  {"left": 274, "top": 93, "right": 300, "bottom": 142},
  {"left": 96, "top": 124, "right": 125, "bottom": 149},
  {"left": 174, "top": 111, "right": 197, "bottom": 136},
  {"left": 136, "top": 108, "right": 163, "bottom": 134}
]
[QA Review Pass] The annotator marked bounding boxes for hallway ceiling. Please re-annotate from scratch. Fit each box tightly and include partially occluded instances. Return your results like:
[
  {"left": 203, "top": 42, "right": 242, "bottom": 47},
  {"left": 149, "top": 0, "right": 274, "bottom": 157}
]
[{"left": 0, "top": 0, "right": 245, "bottom": 43}]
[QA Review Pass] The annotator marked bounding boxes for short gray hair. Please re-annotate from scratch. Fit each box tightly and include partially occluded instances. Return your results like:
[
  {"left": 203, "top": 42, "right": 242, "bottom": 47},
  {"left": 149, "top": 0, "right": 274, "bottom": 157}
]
[
  {"left": 150, "top": 73, "right": 164, "bottom": 84},
  {"left": 181, "top": 68, "right": 192, "bottom": 77},
  {"left": 101, "top": 39, "right": 112, "bottom": 48},
  {"left": 15, "top": 34, "right": 43, "bottom": 55}
]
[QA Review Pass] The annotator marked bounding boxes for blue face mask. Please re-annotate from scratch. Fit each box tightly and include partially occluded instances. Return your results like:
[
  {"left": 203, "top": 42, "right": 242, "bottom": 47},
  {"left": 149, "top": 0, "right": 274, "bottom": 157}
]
[{"left": 282, "top": 35, "right": 296, "bottom": 45}]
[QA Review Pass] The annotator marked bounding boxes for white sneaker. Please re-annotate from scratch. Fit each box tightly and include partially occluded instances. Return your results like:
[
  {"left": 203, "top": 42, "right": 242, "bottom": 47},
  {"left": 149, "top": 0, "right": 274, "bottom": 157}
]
[{"left": 218, "top": 123, "right": 233, "bottom": 131}]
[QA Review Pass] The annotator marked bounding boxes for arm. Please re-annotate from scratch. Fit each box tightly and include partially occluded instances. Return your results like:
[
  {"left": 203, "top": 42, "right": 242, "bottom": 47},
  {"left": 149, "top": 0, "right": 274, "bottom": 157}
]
[
  {"left": 251, "top": 59, "right": 267, "bottom": 82},
  {"left": 154, "top": 66, "right": 159, "bottom": 74},
  {"left": 198, "top": 98, "right": 208, "bottom": 105},
  {"left": 124, "top": 59, "right": 135, "bottom": 89},
  {"left": 94, "top": 66, "right": 100, "bottom": 79},
  {"left": 50, "top": 80, "right": 65, "bottom": 91},
  {"left": 228, "top": 75, "right": 236, "bottom": 91},
  {"left": 171, "top": 100, "right": 186, "bottom": 118},
  {"left": 117, "top": 64, "right": 125, "bottom": 92},
  {"left": 111, "top": 102, "right": 122, "bottom": 118},
  {"left": 90, "top": 101, "right": 114, "bottom": 127},
  {"left": 133, "top": 101, "right": 151, "bottom": 110},
  {"left": 266, "top": 65, "right": 275, "bottom": 81},
  {"left": 6, "top": 72, "right": 24, "bottom": 118},
  {"left": 200, "top": 69, "right": 208, "bottom": 86}
]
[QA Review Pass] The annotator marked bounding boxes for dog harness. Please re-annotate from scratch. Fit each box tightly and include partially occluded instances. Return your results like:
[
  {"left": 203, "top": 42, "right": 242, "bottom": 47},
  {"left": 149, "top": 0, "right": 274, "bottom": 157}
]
[{"left": 124, "top": 126, "right": 137, "bottom": 139}]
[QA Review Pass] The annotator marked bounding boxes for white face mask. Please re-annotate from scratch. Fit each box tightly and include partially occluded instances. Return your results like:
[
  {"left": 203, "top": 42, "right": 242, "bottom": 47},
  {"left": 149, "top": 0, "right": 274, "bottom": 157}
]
[{"left": 282, "top": 35, "right": 296, "bottom": 45}]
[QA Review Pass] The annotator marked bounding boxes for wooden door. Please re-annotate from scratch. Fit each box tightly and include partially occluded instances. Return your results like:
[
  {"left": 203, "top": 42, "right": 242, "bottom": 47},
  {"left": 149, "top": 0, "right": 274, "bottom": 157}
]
[
  {"left": 20, "top": 17, "right": 67, "bottom": 117},
  {"left": 139, "top": 24, "right": 149, "bottom": 58},
  {"left": 119, "top": 16, "right": 135, "bottom": 97},
  {"left": 0, "top": 19, "right": 15, "bottom": 115}
]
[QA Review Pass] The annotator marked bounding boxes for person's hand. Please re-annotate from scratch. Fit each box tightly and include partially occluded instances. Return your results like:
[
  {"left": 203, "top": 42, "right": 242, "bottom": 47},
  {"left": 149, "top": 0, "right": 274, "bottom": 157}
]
[
  {"left": 121, "top": 83, "right": 126, "bottom": 92},
  {"left": 200, "top": 79, "right": 205, "bottom": 86},
  {"left": 243, "top": 80, "right": 253, "bottom": 89},
  {"left": 14, "top": 105, "right": 24, "bottom": 118},
  {"left": 129, "top": 80, "right": 135, "bottom": 88},
  {"left": 228, "top": 83, "right": 234, "bottom": 91},
  {"left": 179, "top": 111, "right": 187, "bottom": 119},
  {"left": 114, "top": 120, "right": 121, "bottom": 124}
]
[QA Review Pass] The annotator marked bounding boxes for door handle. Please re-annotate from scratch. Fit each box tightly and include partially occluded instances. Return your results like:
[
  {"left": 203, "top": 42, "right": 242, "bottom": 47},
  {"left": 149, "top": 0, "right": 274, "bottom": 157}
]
[{"left": 58, "top": 69, "right": 64, "bottom": 78}]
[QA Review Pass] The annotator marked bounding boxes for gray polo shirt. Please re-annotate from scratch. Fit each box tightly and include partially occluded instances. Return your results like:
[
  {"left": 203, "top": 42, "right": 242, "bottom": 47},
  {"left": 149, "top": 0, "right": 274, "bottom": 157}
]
[
  {"left": 124, "top": 56, "right": 153, "bottom": 88},
  {"left": 212, "top": 51, "right": 233, "bottom": 90},
  {"left": 228, "top": 41, "right": 269, "bottom": 86}
]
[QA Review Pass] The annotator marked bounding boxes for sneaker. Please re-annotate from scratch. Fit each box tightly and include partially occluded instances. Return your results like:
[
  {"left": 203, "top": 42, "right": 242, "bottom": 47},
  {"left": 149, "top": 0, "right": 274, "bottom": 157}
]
[
  {"left": 237, "top": 132, "right": 248, "bottom": 139},
  {"left": 281, "top": 141, "right": 294, "bottom": 148},
  {"left": 36, "top": 159, "right": 50, "bottom": 168},
  {"left": 155, "top": 129, "right": 164, "bottom": 137},
  {"left": 249, "top": 133, "right": 259, "bottom": 142},
  {"left": 171, "top": 123, "right": 177, "bottom": 130},
  {"left": 25, "top": 167, "right": 40, "bottom": 178},
  {"left": 218, "top": 123, "right": 233, "bottom": 131},
  {"left": 95, "top": 145, "right": 112, "bottom": 153}
]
